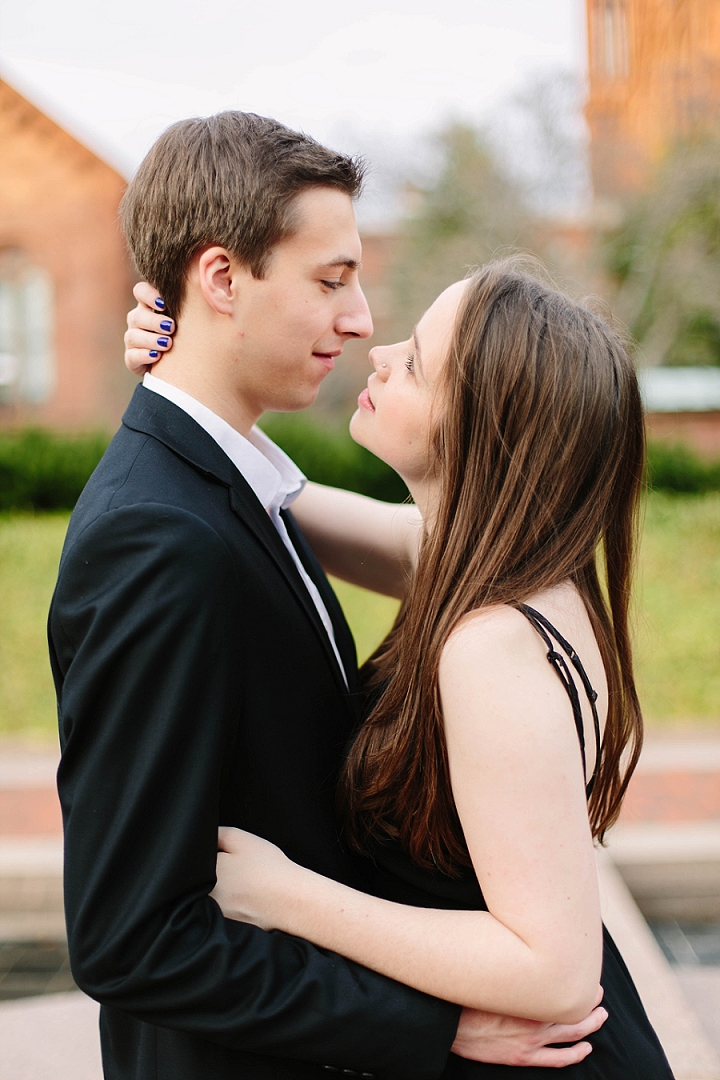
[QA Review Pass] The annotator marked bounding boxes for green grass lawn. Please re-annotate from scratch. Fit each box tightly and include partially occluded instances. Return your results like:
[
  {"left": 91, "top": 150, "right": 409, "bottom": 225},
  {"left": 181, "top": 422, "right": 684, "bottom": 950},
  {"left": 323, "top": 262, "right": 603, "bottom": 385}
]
[
  {"left": 0, "top": 513, "right": 69, "bottom": 740},
  {"left": 1, "top": 494, "right": 718, "bottom": 739},
  {"left": 634, "top": 493, "right": 720, "bottom": 721}
]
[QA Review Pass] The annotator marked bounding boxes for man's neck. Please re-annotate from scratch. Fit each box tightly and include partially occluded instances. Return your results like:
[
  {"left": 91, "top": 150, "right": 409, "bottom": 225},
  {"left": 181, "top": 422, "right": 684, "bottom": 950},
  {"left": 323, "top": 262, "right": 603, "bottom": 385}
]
[{"left": 148, "top": 354, "right": 258, "bottom": 438}]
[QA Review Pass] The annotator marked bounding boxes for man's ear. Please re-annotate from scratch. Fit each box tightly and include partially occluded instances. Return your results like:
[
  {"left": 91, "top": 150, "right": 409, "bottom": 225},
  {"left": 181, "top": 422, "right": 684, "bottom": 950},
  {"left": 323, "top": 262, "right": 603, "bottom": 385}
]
[{"left": 196, "top": 247, "right": 236, "bottom": 315}]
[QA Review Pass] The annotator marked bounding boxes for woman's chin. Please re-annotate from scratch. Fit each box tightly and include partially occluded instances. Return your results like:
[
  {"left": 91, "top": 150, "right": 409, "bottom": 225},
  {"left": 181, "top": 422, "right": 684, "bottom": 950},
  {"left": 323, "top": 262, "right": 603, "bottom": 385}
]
[
  {"left": 349, "top": 411, "right": 404, "bottom": 482},
  {"left": 349, "top": 409, "right": 371, "bottom": 450}
]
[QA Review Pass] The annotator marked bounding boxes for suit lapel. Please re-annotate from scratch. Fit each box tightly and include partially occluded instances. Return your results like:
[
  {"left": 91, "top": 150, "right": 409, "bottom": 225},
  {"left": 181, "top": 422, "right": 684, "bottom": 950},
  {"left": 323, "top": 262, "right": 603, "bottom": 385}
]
[
  {"left": 227, "top": 487, "right": 351, "bottom": 697},
  {"left": 122, "top": 385, "right": 354, "bottom": 698},
  {"left": 282, "top": 509, "right": 359, "bottom": 694}
]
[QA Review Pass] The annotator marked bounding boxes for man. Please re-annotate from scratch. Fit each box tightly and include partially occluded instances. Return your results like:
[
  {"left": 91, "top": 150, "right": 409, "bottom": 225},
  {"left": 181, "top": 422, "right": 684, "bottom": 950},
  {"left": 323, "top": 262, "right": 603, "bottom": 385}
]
[{"left": 51, "top": 112, "right": 604, "bottom": 1080}]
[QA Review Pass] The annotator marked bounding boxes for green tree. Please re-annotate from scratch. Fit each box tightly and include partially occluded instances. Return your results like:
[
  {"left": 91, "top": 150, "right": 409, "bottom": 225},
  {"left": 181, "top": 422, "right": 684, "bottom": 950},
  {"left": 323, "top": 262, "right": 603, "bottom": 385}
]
[
  {"left": 607, "top": 138, "right": 720, "bottom": 366},
  {"left": 389, "top": 123, "right": 532, "bottom": 332}
]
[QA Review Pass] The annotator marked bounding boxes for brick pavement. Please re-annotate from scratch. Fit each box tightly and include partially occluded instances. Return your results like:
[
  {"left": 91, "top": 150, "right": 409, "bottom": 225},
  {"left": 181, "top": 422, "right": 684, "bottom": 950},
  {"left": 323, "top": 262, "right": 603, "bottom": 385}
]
[
  {"left": 2, "top": 729, "right": 718, "bottom": 839},
  {"left": 0, "top": 751, "right": 61, "bottom": 837},
  {"left": 621, "top": 736, "right": 720, "bottom": 823}
]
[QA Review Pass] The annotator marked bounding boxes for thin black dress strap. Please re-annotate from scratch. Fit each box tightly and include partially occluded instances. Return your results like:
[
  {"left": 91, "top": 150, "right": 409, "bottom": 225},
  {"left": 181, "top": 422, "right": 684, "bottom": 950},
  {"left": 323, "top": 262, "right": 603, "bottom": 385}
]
[{"left": 513, "top": 603, "right": 602, "bottom": 797}]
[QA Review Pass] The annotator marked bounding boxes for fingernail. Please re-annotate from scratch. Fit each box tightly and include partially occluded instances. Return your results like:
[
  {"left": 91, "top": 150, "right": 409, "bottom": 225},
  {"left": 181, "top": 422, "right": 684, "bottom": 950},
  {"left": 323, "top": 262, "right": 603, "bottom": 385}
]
[
  {"left": 154, "top": 298, "right": 166, "bottom": 310},
  {"left": 159, "top": 319, "right": 172, "bottom": 332},
  {"left": 149, "top": 350, "right": 159, "bottom": 359},
  {"left": 157, "top": 337, "right": 169, "bottom": 348}
]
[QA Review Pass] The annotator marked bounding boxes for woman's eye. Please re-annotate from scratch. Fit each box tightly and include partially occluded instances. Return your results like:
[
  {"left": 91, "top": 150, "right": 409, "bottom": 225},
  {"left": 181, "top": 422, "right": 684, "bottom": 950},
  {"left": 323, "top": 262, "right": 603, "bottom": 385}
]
[
  {"left": 321, "top": 280, "right": 344, "bottom": 290},
  {"left": 405, "top": 354, "right": 415, "bottom": 372}
]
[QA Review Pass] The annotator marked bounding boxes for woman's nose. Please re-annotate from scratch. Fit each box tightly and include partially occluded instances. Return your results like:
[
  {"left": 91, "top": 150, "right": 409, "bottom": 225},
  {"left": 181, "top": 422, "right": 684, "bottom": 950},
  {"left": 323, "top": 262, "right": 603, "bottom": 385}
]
[{"left": 370, "top": 347, "right": 391, "bottom": 378}]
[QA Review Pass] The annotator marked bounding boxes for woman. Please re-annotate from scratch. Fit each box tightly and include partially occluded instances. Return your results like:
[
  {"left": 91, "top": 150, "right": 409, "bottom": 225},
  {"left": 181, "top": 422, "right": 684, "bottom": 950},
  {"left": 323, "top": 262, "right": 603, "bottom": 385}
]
[{"left": 127, "top": 262, "right": 672, "bottom": 1077}]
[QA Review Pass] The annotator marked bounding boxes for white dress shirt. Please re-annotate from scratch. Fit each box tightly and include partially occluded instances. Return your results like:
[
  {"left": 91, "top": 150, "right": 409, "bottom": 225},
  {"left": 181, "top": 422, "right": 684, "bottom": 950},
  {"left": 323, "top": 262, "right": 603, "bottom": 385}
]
[{"left": 143, "top": 373, "right": 347, "bottom": 685}]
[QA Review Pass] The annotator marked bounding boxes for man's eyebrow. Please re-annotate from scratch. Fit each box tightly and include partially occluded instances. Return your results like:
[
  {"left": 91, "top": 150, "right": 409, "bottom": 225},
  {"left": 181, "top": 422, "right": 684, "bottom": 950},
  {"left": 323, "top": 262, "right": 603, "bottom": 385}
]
[{"left": 317, "top": 257, "right": 361, "bottom": 271}]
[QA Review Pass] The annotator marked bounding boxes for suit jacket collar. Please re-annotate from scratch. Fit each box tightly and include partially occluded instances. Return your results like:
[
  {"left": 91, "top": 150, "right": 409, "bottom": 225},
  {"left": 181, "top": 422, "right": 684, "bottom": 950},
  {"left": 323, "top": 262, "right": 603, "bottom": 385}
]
[
  {"left": 122, "top": 385, "right": 354, "bottom": 697},
  {"left": 141, "top": 373, "right": 306, "bottom": 513},
  {"left": 123, "top": 383, "right": 240, "bottom": 489}
]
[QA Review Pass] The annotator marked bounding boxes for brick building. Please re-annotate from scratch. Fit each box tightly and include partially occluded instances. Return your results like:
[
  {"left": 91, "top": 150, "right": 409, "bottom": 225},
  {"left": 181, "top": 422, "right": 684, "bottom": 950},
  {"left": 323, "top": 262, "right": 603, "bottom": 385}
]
[
  {"left": 586, "top": 0, "right": 720, "bottom": 199},
  {"left": 0, "top": 75, "right": 135, "bottom": 431},
  {"left": 640, "top": 367, "right": 720, "bottom": 458}
]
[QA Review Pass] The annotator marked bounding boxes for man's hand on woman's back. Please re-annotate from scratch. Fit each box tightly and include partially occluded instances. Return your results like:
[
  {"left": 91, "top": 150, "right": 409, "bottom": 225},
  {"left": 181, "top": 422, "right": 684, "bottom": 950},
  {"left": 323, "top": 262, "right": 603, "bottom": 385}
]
[{"left": 453, "top": 993, "right": 607, "bottom": 1068}]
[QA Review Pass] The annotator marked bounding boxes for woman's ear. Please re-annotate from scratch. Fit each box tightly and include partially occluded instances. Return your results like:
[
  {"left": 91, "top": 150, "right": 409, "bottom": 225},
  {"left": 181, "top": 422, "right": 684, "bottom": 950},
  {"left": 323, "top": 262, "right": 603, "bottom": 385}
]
[{"left": 197, "top": 246, "right": 235, "bottom": 315}]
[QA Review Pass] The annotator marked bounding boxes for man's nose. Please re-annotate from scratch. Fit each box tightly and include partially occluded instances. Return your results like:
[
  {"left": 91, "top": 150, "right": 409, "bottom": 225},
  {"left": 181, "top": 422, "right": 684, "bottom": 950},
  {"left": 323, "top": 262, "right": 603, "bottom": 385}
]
[{"left": 338, "top": 284, "right": 373, "bottom": 340}]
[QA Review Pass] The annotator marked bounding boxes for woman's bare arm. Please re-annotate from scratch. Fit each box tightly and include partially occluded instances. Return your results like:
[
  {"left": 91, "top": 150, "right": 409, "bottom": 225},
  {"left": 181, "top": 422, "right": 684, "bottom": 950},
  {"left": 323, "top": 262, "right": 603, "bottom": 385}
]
[
  {"left": 291, "top": 483, "right": 422, "bottom": 597},
  {"left": 213, "top": 605, "right": 604, "bottom": 1025}
]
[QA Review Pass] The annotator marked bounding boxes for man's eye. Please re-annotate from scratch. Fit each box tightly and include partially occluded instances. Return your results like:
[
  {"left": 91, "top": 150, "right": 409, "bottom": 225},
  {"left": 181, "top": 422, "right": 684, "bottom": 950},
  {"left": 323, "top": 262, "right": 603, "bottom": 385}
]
[
  {"left": 321, "top": 280, "right": 345, "bottom": 290},
  {"left": 405, "top": 354, "right": 415, "bottom": 372}
]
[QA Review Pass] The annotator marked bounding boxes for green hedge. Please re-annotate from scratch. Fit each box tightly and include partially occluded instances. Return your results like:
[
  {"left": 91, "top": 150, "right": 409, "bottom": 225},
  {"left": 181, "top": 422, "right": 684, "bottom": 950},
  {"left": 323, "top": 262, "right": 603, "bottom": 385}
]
[
  {"left": 259, "top": 414, "right": 409, "bottom": 502},
  {"left": 1, "top": 423, "right": 717, "bottom": 511},
  {"left": 647, "top": 441, "right": 720, "bottom": 493},
  {"left": 0, "top": 430, "right": 110, "bottom": 512},
  {"left": 0, "top": 418, "right": 408, "bottom": 511}
]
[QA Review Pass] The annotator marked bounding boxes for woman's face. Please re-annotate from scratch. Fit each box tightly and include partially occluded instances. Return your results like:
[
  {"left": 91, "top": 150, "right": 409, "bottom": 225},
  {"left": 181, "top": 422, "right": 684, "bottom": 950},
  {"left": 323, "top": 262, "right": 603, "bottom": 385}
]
[{"left": 350, "top": 280, "right": 468, "bottom": 491}]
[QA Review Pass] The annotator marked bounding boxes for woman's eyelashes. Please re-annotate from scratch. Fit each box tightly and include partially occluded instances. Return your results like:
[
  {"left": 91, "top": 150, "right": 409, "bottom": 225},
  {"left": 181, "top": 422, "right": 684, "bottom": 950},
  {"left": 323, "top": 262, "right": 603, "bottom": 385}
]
[{"left": 405, "top": 354, "right": 415, "bottom": 373}]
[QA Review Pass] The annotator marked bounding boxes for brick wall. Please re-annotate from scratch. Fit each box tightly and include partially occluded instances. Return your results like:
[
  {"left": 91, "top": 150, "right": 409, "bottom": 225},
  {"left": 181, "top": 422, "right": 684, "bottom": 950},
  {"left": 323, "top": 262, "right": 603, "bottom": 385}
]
[
  {"left": 0, "top": 78, "right": 137, "bottom": 431},
  {"left": 646, "top": 410, "right": 720, "bottom": 459},
  {"left": 586, "top": 0, "right": 720, "bottom": 199}
]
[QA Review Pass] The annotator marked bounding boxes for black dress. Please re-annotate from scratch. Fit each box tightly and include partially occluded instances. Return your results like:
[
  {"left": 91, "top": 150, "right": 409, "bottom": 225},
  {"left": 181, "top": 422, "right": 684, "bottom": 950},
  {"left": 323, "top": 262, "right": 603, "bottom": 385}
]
[{"left": 364, "top": 605, "right": 674, "bottom": 1079}]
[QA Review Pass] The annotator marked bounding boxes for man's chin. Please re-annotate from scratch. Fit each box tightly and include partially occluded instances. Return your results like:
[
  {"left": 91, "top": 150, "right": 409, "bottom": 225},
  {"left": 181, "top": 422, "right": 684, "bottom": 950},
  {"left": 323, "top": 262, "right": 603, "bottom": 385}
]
[{"left": 267, "top": 386, "right": 321, "bottom": 415}]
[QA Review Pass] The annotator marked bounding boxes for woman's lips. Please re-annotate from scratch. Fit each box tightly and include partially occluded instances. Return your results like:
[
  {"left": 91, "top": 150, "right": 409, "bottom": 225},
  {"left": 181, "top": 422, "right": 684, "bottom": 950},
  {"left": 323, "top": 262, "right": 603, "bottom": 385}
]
[{"left": 358, "top": 387, "right": 375, "bottom": 412}]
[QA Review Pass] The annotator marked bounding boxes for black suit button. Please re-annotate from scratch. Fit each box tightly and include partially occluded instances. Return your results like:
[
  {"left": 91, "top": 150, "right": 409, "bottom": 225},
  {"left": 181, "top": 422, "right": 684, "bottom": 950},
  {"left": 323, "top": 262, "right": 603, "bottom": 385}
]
[{"left": 361, "top": 1074, "right": 375, "bottom": 1078}]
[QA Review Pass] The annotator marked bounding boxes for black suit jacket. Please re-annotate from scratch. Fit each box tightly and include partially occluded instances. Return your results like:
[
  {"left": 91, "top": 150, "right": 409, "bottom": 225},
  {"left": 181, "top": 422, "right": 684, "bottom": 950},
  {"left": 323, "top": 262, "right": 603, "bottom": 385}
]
[{"left": 49, "top": 386, "right": 460, "bottom": 1080}]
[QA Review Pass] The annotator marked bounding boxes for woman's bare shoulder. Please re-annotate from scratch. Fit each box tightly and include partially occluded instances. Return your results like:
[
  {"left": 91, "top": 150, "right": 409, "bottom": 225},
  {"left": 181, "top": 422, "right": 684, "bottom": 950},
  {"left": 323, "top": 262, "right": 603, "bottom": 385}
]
[
  {"left": 439, "top": 582, "right": 608, "bottom": 763},
  {"left": 443, "top": 582, "right": 592, "bottom": 657},
  {"left": 439, "top": 582, "right": 604, "bottom": 697},
  {"left": 440, "top": 603, "right": 545, "bottom": 687}
]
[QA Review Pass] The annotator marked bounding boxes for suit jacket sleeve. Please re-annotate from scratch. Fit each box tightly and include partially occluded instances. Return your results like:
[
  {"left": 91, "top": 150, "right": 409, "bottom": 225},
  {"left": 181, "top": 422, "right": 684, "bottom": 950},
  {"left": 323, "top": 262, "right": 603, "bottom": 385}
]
[{"left": 50, "top": 503, "right": 460, "bottom": 1080}]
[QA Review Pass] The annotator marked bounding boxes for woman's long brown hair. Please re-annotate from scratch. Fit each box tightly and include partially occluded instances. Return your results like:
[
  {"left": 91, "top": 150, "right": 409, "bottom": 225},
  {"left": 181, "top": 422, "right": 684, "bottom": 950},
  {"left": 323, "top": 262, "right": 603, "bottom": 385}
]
[{"left": 341, "top": 261, "right": 646, "bottom": 875}]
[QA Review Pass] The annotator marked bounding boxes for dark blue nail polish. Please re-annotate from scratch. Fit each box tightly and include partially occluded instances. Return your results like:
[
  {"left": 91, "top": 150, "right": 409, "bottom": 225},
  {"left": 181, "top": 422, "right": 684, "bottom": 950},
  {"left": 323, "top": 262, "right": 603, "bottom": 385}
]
[
  {"left": 154, "top": 298, "right": 166, "bottom": 310},
  {"left": 149, "top": 350, "right": 159, "bottom": 359},
  {"left": 159, "top": 319, "right": 172, "bottom": 332},
  {"left": 157, "top": 337, "right": 169, "bottom": 348}
]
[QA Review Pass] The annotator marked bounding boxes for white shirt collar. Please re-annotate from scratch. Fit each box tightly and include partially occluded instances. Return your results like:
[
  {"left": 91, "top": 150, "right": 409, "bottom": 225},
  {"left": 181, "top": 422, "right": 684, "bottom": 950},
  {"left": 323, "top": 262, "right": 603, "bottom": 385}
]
[{"left": 143, "top": 373, "right": 305, "bottom": 512}]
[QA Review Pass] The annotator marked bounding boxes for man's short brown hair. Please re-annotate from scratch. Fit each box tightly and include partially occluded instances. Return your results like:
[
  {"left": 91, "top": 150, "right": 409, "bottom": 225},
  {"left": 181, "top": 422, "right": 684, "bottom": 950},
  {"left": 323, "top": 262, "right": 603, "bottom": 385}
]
[{"left": 120, "top": 112, "right": 365, "bottom": 318}]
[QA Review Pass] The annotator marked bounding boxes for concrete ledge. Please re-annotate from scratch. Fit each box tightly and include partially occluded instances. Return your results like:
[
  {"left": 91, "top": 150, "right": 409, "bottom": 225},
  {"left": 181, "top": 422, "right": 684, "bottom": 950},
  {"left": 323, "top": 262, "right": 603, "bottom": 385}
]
[
  {"left": 632, "top": 739, "right": 720, "bottom": 773},
  {"left": 676, "top": 969, "right": 720, "bottom": 1059},
  {"left": 608, "top": 821, "right": 720, "bottom": 861},
  {"left": 0, "top": 912, "right": 67, "bottom": 941},
  {"left": 607, "top": 821, "right": 720, "bottom": 920},
  {"left": 0, "top": 838, "right": 64, "bottom": 932},
  {"left": 597, "top": 849, "right": 720, "bottom": 1079},
  {"left": 0, "top": 754, "right": 59, "bottom": 790},
  {"left": 0, "top": 837, "right": 64, "bottom": 874},
  {"left": 0, "top": 990, "right": 101, "bottom": 1080}
]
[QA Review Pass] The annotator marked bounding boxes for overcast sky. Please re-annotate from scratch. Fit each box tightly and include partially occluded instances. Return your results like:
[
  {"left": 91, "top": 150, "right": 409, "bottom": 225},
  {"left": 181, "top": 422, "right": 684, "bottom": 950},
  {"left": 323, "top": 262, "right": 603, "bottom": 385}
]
[{"left": 0, "top": 0, "right": 588, "bottom": 221}]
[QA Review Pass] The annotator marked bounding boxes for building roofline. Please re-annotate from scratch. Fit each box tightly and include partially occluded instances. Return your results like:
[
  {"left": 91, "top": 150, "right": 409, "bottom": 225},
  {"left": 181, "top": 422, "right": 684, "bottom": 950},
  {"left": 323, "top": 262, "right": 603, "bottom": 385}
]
[{"left": 0, "top": 61, "right": 132, "bottom": 181}]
